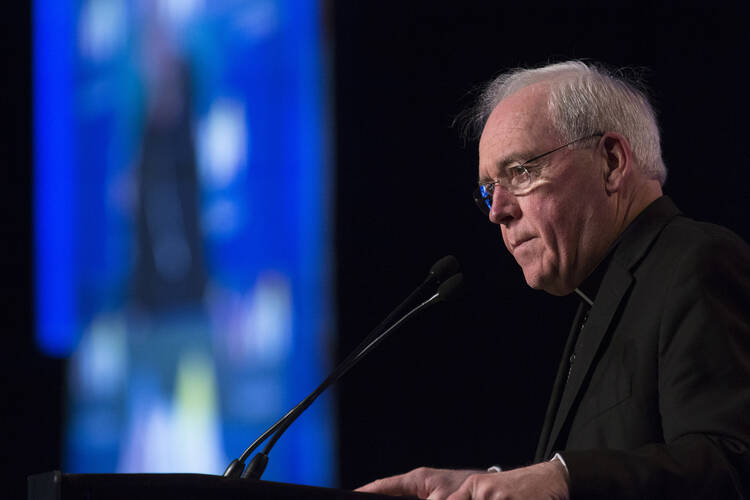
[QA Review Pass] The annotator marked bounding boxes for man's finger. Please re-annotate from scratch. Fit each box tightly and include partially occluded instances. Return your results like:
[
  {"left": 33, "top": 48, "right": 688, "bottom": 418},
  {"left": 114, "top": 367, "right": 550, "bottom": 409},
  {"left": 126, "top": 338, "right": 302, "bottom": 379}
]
[
  {"left": 355, "top": 474, "right": 411, "bottom": 495},
  {"left": 444, "top": 473, "right": 476, "bottom": 500}
]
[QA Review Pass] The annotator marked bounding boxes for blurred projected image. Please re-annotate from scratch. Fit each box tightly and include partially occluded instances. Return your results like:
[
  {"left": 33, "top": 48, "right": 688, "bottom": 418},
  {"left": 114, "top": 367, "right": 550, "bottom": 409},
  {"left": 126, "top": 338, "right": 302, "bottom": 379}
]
[{"left": 35, "top": 0, "right": 333, "bottom": 485}]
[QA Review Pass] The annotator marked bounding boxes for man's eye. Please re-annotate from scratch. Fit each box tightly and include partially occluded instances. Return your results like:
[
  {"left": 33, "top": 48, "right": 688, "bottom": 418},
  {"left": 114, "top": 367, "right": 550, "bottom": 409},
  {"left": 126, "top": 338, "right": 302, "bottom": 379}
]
[
  {"left": 506, "top": 165, "right": 526, "bottom": 178},
  {"left": 503, "top": 165, "right": 530, "bottom": 187}
]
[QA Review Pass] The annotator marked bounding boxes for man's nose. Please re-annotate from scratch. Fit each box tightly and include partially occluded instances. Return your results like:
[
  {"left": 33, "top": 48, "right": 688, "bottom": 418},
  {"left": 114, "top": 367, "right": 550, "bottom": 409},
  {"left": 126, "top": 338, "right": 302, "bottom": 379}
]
[{"left": 489, "top": 186, "right": 520, "bottom": 225}]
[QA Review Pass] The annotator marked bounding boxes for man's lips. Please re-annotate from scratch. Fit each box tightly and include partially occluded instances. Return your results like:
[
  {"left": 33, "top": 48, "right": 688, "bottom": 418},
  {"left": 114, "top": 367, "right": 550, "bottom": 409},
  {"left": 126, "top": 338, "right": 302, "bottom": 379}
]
[{"left": 509, "top": 236, "right": 536, "bottom": 251}]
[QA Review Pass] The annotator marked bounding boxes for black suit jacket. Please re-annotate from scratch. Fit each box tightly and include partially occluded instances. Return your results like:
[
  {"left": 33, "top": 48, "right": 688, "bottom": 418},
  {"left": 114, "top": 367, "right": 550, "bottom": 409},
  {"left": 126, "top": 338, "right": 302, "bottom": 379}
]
[{"left": 534, "top": 197, "right": 750, "bottom": 499}]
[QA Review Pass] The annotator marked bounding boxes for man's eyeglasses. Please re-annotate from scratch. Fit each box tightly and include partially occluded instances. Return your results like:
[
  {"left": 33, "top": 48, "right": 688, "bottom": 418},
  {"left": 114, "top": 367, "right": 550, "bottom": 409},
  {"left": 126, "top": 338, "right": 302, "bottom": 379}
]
[{"left": 472, "top": 133, "right": 603, "bottom": 216}]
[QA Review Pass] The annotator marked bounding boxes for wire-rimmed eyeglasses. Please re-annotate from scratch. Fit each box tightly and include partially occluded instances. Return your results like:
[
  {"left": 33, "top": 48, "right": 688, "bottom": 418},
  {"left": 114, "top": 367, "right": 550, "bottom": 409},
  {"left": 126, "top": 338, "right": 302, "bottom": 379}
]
[{"left": 472, "top": 133, "right": 603, "bottom": 216}]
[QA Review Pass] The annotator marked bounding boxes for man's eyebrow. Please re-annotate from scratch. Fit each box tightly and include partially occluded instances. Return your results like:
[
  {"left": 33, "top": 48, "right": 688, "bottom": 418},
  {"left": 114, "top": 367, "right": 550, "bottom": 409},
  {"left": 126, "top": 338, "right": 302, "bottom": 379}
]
[{"left": 504, "top": 147, "right": 542, "bottom": 164}]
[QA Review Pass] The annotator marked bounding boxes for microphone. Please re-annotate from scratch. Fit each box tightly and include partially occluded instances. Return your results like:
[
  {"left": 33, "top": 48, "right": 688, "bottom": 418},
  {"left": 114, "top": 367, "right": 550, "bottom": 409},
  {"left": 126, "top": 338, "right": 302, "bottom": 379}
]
[
  {"left": 435, "top": 272, "right": 464, "bottom": 302},
  {"left": 341, "top": 272, "right": 464, "bottom": 375},
  {"left": 429, "top": 254, "right": 461, "bottom": 280},
  {"left": 223, "top": 257, "right": 463, "bottom": 480},
  {"left": 347, "top": 255, "right": 459, "bottom": 358}
]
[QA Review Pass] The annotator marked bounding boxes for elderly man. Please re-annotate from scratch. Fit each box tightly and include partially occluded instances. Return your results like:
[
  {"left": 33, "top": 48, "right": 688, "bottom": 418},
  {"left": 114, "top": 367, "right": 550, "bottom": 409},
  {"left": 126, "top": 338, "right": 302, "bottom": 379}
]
[{"left": 358, "top": 61, "right": 750, "bottom": 499}]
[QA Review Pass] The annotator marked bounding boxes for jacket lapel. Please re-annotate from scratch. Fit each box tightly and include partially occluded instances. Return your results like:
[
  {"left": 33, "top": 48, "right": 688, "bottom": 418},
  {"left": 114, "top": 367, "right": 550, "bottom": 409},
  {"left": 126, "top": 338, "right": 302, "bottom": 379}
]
[
  {"left": 534, "top": 302, "right": 587, "bottom": 462},
  {"left": 540, "top": 196, "right": 682, "bottom": 459},
  {"left": 543, "top": 263, "right": 633, "bottom": 458}
]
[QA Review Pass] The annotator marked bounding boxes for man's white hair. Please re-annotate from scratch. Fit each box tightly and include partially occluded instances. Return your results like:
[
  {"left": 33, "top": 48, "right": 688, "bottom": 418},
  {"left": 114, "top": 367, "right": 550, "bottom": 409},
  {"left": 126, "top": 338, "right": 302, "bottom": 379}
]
[{"left": 468, "top": 60, "right": 667, "bottom": 185}]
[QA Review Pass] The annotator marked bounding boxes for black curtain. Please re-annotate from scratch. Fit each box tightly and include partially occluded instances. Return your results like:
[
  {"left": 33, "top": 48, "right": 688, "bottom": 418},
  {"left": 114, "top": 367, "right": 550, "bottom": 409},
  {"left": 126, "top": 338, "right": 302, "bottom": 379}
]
[
  {"left": 2, "top": 3, "right": 747, "bottom": 497},
  {"left": 332, "top": 3, "right": 749, "bottom": 489}
]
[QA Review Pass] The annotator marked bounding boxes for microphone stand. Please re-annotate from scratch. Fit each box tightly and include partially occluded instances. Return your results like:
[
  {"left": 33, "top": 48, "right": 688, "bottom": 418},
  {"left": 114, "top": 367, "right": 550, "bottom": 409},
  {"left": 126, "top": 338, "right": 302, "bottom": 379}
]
[{"left": 223, "top": 272, "right": 463, "bottom": 480}]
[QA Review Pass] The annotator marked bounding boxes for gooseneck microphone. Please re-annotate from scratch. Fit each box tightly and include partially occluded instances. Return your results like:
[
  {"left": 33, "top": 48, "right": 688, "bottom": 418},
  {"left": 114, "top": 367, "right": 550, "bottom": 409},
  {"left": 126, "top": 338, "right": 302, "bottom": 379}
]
[
  {"left": 346, "top": 255, "right": 459, "bottom": 362},
  {"left": 222, "top": 256, "right": 463, "bottom": 480}
]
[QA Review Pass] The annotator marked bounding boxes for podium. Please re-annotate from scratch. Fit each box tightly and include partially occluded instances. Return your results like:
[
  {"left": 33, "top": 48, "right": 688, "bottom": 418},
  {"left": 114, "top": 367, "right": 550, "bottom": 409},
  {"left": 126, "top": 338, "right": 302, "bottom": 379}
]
[{"left": 28, "top": 471, "right": 403, "bottom": 500}]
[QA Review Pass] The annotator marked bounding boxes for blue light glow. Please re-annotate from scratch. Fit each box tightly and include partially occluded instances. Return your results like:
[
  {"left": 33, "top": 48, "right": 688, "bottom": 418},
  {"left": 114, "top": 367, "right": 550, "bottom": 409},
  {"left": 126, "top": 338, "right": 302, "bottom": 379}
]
[
  {"left": 34, "top": 0, "right": 334, "bottom": 486},
  {"left": 34, "top": 0, "right": 77, "bottom": 356}
]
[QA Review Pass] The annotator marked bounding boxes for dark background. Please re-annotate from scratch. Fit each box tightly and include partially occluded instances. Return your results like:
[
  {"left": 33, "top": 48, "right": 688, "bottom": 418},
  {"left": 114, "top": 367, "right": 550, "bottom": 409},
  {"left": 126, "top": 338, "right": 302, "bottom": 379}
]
[{"left": 3, "top": 3, "right": 748, "bottom": 498}]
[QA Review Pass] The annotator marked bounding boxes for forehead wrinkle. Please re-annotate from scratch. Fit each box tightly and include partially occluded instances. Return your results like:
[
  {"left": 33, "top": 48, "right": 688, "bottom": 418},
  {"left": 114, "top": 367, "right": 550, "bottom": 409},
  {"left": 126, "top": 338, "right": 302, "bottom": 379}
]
[
  {"left": 480, "top": 122, "right": 529, "bottom": 162},
  {"left": 497, "top": 147, "right": 540, "bottom": 166}
]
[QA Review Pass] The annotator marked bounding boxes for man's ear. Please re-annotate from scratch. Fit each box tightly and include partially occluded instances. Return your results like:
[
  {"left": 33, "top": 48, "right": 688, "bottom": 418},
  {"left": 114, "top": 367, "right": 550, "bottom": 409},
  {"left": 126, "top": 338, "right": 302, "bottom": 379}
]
[{"left": 600, "top": 133, "right": 631, "bottom": 194}]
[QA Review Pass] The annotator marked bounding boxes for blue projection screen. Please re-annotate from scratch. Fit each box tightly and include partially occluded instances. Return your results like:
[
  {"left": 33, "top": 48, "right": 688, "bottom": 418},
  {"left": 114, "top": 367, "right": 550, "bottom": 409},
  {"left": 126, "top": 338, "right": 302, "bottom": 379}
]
[{"left": 34, "top": 0, "right": 334, "bottom": 485}]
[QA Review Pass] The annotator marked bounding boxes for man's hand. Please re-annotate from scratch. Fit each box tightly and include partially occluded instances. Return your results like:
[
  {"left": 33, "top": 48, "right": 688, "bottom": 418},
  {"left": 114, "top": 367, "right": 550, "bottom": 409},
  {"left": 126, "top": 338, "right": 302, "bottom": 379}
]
[
  {"left": 355, "top": 461, "right": 569, "bottom": 500},
  {"left": 356, "top": 467, "right": 478, "bottom": 499},
  {"left": 445, "top": 461, "right": 569, "bottom": 500}
]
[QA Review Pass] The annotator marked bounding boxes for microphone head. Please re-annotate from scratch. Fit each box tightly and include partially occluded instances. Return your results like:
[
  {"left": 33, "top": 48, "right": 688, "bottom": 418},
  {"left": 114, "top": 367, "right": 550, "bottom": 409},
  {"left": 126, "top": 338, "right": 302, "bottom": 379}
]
[
  {"left": 436, "top": 273, "right": 464, "bottom": 302},
  {"left": 429, "top": 255, "right": 460, "bottom": 283}
]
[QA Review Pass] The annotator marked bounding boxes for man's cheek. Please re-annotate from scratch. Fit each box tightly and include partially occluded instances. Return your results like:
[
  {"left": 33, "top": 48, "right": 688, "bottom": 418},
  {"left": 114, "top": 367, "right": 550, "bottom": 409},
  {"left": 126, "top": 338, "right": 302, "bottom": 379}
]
[{"left": 500, "top": 229, "right": 512, "bottom": 253}]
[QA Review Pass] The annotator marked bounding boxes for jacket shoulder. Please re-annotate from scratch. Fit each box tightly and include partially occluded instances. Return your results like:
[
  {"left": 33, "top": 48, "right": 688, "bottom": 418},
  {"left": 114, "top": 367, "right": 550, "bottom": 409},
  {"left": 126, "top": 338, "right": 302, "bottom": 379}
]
[{"left": 649, "top": 216, "right": 749, "bottom": 270}]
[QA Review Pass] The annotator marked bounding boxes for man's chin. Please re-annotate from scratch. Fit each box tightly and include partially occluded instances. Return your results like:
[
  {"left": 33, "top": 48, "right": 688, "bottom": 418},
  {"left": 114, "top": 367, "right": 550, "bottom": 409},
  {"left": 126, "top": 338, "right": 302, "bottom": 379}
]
[{"left": 522, "top": 269, "right": 572, "bottom": 296}]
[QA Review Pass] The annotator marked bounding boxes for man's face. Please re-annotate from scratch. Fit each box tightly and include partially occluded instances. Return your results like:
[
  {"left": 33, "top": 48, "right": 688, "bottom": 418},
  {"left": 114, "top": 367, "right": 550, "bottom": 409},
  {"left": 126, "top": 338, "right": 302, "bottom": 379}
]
[{"left": 478, "top": 84, "right": 614, "bottom": 295}]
